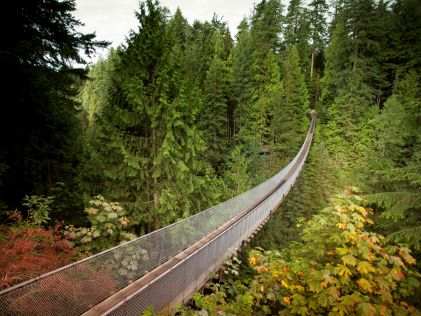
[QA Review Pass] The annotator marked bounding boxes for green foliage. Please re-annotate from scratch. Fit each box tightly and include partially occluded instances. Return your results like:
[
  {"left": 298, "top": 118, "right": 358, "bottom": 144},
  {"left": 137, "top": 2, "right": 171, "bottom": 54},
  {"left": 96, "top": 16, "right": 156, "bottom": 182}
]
[
  {"left": 65, "top": 195, "right": 134, "bottom": 255},
  {"left": 251, "top": 129, "right": 337, "bottom": 249},
  {"left": 2, "top": 0, "right": 420, "bottom": 305},
  {"left": 180, "top": 196, "right": 420, "bottom": 315},
  {"left": 229, "top": 19, "right": 256, "bottom": 137},
  {"left": 199, "top": 32, "right": 229, "bottom": 167},
  {"left": 272, "top": 45, "right": 309, "bottom": 160},
  {"left": 366, "top": 192, "right": 421, "bottom": 253},
  {"left": 250, "top": 0, "right": 283, "bottom": 54},
  {"left": 251, "top": 51, "right": 282, "bottom": 145},
  {"left": 22, "top": 195, "right": 54, "bottom": 226},
  {"left": 223, "top": 146, "right": 252, "bottom": 199},
  {"left": 80, "top": 1, "right": 221, "bottom": 232},
  {"left": 365, "top": 71, "right": 421, "bottom": 255},
  {"left": 0, "top": 0, "right": 107, "bottom": 214}
]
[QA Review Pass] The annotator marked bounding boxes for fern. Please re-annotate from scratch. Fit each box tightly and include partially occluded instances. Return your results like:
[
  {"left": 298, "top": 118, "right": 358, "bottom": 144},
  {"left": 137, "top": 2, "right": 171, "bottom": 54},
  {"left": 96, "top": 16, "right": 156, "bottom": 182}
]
[
  {"left": 365, "top": 192, "right": 421, "bottom": 221},
  {"left": 388, "top": 227, "right": 421, "bottom": 252}
]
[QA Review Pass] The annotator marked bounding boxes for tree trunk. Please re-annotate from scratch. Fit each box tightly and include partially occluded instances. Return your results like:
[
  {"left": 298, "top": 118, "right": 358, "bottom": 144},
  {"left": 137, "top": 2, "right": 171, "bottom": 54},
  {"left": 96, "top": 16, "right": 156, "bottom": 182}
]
[
  {"left": 310, "top": 50, "right": 315, "bottom": 78},
  {"left": 153, "top": 190, "right": 160, "bottom": 229}
]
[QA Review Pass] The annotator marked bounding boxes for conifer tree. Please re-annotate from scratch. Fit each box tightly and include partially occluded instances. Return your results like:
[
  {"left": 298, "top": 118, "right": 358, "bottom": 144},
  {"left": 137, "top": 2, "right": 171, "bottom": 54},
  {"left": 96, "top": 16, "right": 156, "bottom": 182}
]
[
  {"left": 284, "top": 0, "right": 312, "bottom": 76},
  {"left": 388, "top": 0, "right": 421, "bottom": 74},
  {"left": 250, "top": 0, "right": 283, "bottom": 54},
  {"left": 284, "top": 0, "right": 303, "bottom": 47},
  {"left": 320, "top": 20, "right": 351, "bottom": 111},
  {"left": 229, "top": 19, "right": 256, "bottom": 136},
  {"left": 236, "top": 51, "right": 281, "bottom": 148},
  {"left": 308, "top": 0, "right": 328, "bottom": 79},
  {"left": 367, "top": 72, "right": 421, "bottom": 253},
  {"left": 272, "top": 45, "right": 309, "bottom": 160},
  {"left": 200, "top": 33, "right": 229, "bottom": 168},
  {"left": 81, "top": 1, "right": 218, "bottom": 232},
  {"left": 0, "top": 0, "right": 107, "bottom": 212}
]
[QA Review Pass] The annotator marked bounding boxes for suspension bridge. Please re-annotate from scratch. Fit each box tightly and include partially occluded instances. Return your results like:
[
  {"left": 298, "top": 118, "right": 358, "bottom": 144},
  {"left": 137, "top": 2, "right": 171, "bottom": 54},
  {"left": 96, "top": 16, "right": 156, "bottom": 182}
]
[{"left": 0, "top": 112, "right": 317, "bottom": 316}]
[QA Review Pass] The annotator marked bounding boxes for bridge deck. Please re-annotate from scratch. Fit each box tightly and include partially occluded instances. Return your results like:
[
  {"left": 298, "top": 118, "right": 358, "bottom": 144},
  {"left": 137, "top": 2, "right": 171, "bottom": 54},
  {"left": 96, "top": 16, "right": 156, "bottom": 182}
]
[{"left": 0, "top": 114, "right": 316, "bottom": 316}]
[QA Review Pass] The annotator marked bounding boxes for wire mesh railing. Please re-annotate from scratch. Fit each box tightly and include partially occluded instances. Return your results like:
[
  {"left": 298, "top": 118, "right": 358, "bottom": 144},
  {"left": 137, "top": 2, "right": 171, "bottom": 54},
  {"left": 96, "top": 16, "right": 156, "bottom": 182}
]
[{"left": 0, "top": 114, "right": 316, "bottom": 316}]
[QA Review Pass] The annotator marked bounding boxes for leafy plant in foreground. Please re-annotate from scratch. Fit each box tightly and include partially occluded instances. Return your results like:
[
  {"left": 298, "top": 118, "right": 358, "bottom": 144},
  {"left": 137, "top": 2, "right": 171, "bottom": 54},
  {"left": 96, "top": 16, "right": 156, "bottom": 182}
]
[
  {"left": 65, "top": 195, "right": 135, "bottom": 256},
  {"left": 178, "top": 195, "right": 420, "bottom": 316},
  {"left": 0, "top": 220, "right": 77, "bottom": 289}
]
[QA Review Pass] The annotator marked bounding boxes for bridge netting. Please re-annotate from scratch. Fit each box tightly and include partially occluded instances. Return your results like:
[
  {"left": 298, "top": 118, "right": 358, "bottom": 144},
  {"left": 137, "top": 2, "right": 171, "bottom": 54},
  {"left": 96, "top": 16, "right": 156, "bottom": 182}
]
[{"left": 0, "top": 114, "right": 316, "bottom": 316}]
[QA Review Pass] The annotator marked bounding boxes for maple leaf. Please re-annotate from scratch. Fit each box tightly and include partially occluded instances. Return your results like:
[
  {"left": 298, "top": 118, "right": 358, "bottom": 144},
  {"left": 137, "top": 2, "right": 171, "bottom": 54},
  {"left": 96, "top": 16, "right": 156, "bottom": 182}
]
[
  {"left": 399, "top": 248, "right": 416, "bottom": 265},
  {"left": 389, "top": 256, "right": 404, "bottom": 267},
  {"left": 357, "top": 261, "right": 375, "bottom": 274},
  {"left": 337, "top": 223, "right": 347, "bottom": 230},
  {"left": 337, "top": 264, "right": 353, "bottom": 277},
  {"left": 342, "top": 255, "right": 357, "bottom": 266},
  {"left": 340, "top": 295, "right": 358, "bottom": 306},
  {"left": 336, "top": 247, "right": 349, "bottom": 255},
  {"left": 329, "top": 287, "right": 341, "bottom": 299},
  {"left": 379, "top": 288, "right": 393, "bottom": 304},
  {"left": 358, "top": 302, "right": 376, "bottom": 316},
  {"left": 357, "top": 278, "right": 373, "bottom": 293},
  {"left": 390, "top": 269, "right": 405, "bottom": 281},
  {"left": 355, "top": 206, "right": 368, "bottom": 217}
]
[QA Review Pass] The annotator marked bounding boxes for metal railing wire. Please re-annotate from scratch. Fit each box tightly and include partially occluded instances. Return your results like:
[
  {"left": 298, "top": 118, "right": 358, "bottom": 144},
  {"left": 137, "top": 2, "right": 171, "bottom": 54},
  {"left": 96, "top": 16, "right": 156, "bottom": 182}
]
[{"left": 0, "top": 114, "right": 316, "bottom": 316}]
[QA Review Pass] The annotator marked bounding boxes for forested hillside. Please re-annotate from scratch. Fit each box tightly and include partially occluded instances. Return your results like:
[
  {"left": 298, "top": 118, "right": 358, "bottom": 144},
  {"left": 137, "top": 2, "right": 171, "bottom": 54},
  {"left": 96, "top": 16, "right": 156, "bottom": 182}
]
[{"left": 0, "top": 0, "right": 419, "bottom": 313}]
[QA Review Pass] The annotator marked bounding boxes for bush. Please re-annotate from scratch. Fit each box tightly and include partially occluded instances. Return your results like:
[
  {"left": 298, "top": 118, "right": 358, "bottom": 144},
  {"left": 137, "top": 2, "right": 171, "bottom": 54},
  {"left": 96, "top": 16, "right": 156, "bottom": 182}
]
[
  {"left": 65, "top": 195, "right": 136, "bottom": 255},
  {"left": 0, "top": 222, "right": 77, "bottom": 289},
  {"left": 182, "top": 195, "right": 421, "bottom": 315}
]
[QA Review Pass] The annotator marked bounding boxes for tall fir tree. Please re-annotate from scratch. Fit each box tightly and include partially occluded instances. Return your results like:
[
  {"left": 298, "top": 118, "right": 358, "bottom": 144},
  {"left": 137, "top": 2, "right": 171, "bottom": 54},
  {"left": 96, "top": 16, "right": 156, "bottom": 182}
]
[
  {"left": 250, "top": 0, "right": 283, "bottom": 55},
  {"left": 81, "top": 1, "right": 219, "bottom": 233},
  {"left": 199, "top": 33, "right": 230, "bottom": 168},
  {"left": 308, "top": 0, "right": 328, "bottom": 79},
  {"left": 0, "top": 0, "right": 107, "bottom": 216},
  {"left": 272, "top": 45, "right": 310, "bottom": 161},
  {"left": 229, "top": 19, "right": 256, "bottom": 137},
  {"left": 366, "top": 72, "right": 421, "bottom": 255}
]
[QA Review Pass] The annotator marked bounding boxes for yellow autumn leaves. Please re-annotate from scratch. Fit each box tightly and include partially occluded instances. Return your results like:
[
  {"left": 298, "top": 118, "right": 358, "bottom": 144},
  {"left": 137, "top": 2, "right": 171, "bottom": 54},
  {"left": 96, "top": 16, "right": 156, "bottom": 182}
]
[
  {"left": 242, "top": 196, "right": 420, "bottom": 315},
  {"left": 181, "top": 196, "right": 420, "bottom": 316}
]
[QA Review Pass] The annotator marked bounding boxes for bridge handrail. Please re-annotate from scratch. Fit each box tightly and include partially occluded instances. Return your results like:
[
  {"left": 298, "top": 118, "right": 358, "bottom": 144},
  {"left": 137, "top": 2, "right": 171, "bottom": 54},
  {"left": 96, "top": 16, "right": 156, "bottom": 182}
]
[{"left": 0, "top": 113, "right": 317, "bottom": 316}]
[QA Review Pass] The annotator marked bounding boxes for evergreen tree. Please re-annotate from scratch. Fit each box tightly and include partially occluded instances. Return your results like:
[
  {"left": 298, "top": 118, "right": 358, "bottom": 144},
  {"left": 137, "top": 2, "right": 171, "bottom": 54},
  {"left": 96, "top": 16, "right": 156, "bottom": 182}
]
[
  {"left": 284, "top": 0, "right": 312, "bottom": 77},
  {"left": 250, "top": 0, "right": 283, "bottom": 54},
  {"left": 367, "top": 72, "right": 421, "bottom": 254},
  {"left": 248, "top": 51, "right": 282, "bottom": 146},
  {"left": 308, "top": 0, "right": 328, "bottom": 79},
  {"left": 272, "top": 45, "right": 309, "bottom": 160},
  {"left": 387, "top": 0, "right": 421, "bottom": 75},
  {"left": 81, "top": 1, "right": 218, "bottom": 232},
  {"left": 0, "top": 0, "right": 107, "bottom": 214},
  {"left": 200, "top": 33, "right": 229, "bottom": 168},
  {"left": 223, "top": 146, "right": 252, "bottom": 199},
  {"left": 229, "top": 19, "right": 256, "bottom": 137}
]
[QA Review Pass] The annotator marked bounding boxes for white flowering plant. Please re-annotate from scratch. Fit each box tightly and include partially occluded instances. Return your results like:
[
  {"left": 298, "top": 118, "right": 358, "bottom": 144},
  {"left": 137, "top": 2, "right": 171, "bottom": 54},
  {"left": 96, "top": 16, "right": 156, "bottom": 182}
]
[{"left": 65, "top": 195, "right": 136, "bottom": 255}]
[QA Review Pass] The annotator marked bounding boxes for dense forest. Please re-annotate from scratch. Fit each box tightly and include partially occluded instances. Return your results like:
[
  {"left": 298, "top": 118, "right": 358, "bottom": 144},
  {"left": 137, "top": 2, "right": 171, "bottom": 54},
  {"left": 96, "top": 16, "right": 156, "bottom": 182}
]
[{"left": 0, "top": 0, "right": 420, "bottom": 314}]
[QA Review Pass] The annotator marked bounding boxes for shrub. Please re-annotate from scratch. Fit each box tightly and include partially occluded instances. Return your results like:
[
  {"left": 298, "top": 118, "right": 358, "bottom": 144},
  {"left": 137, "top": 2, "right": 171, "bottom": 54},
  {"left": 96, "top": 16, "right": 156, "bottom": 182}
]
[
  {"left": 186, "top": 195, "right": 421, "bottom": 315},
  {"left": 65, "top": 195, "right": 136, "bottom": 255},
  {"left": 0, "top": 222, "right": 77, "bottom": 289}
]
